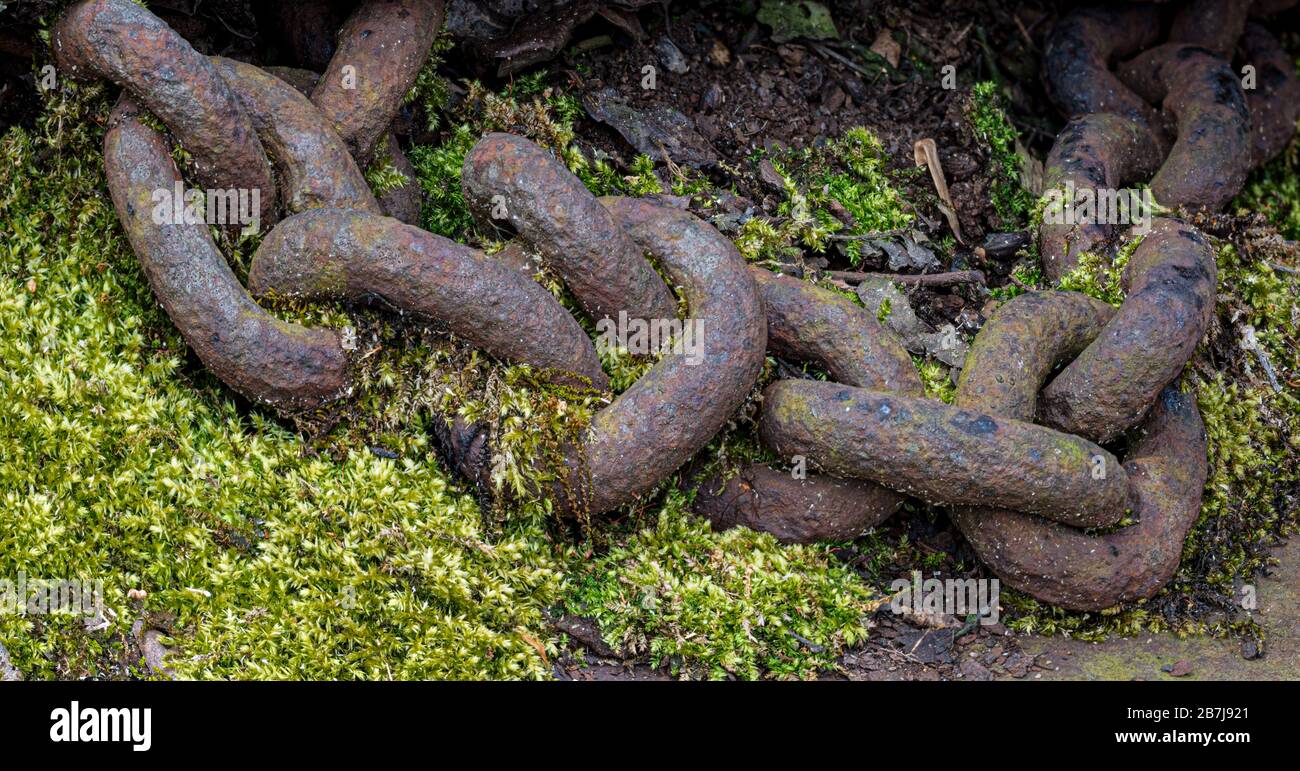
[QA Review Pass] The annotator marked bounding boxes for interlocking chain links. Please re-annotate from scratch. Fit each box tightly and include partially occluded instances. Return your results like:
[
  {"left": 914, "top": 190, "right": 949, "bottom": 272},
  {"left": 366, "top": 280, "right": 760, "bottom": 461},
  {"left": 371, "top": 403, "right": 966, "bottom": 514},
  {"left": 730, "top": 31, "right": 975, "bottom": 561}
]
[
  {"left": 211, "top": 57, "right": 382, "bottom": 218},
  {"left": 55, "top": 0, "right": 1287, "bottom": 609},
  {"left": 692, "top": 270, "right": 925, "bottom": 543},
  {"left": 247, "top": 208, "right": 608, "bottom": 391},
  {"left": 1038, "top": 219, "right": 1217, "bottom": 444},
  {"left": 462, "top": 134, "right": 680, "bottom": 324},
  {"left": 310, "top": 0, "right": 443, "bottom": 167},
  {"left": 953, "top": 292, "right": 1208, "bottom": 611},
  {"left": 103, "top": 96, "right": 350, "bottom": 409},
  {"left": 1037, "top": 1, "right": 1299, "bottom": 281},
  {"left": 1116, "top": 44, "right": 1251, "bottom": 212},
  {"left": 259, "top": 64, "right": 422, "bottom": 226},
  {"left": 52, "top": 0, "right": 278, "bottom": 228},
  {"left": 561, "top": 197, "right": 766, "bottom": 517},
  {"left": 68, "top": 0, "right": 604, "bottom": 407}
]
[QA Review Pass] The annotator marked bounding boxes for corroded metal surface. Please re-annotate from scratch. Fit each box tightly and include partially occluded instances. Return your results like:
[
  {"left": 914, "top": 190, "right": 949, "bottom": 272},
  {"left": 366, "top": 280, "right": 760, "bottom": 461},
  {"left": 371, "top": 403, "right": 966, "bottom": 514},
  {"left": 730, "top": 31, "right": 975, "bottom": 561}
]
[
  {"left": 751, "top": 268, "right": 923, "bottom": 394},
  {"left": 693, "top": 465, "right": 902, "bottom": 544},
  {"left": 262, "top": 65, "right": 421, "bottom": 223},
  {"left": 691, "top": 269, "right": 923, "bottom": 543},
  {"left": 1042, "top": 4, "right": 1166, "bottom": 149},
  {"left": 1117, "top": 44, "right": 1252, "bottom": 211},
  {"left": 954, "top": 291, "right": 1207, "bottom": 610},
  {"left": 1039, "top": 114, "right": 1162, "bottom": 281},
  {"left": 104, "top": 97, "right": 349, "bottom": 410},
  {"left": 759, "top": 380, "right": 1129, "bottom": 528},
  {"left": 1168, "top": 0, "right": 1250, "bottom": 58},
  {"left": 1240, "top": 22, "right": 1300, "bottom": 165},
  {"left": 212, "top": 57, "right": 381, "bottom": 216},
  {"left": 461, "top": 133, "right": 679, "bottom": 323},
  {"left": 53, "top": 0, "right": 276, "bottom": 226},
  {"left": 954, "top": 389, "right": 1207, "bottom": 611},
  {"left": 311, "top": 0, "right": 444, "bottom": 165},
  {"left": 1039, "top": 219, "right": 1217, "bottom": 443},
  {"left": 547, "top": 197, "right": 765, "bottom": 516},
  {"left": 248, "top": 208, "right": 607, "bottom": 389}
]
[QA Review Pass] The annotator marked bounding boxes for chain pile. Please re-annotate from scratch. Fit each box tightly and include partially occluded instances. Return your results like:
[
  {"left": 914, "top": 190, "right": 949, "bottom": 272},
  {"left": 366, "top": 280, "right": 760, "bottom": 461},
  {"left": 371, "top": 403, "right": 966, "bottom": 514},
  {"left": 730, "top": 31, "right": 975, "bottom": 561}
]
[{"left": 52, "top": 0, "right": 1299, "bottom": 612}]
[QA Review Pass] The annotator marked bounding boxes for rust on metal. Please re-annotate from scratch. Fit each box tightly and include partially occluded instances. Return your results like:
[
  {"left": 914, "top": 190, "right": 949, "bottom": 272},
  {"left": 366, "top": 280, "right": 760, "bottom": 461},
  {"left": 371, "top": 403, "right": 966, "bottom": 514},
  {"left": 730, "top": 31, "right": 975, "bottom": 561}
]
[
  {"left": 104, "top": 97, "right": 349, "bottom": 410},
  {"left": 310, "top": 0, "right": 444, "bottom": 165},
  {"left": 1240, "top": 22, "right": 1300, "bottom": 165},
  {"left": 1039, "top": 114, "right": 1162, "bottom": 281},
  {"left": 212, "top": 57, "right": 381, "bottom": 216},
  {"left": 693, "top": 465, "right": 903, "bottom": 544},
  {"left": 543, "top": 197, "right": 765, "bottom": 517},
  {"left": 692, "top": 269, "right": 923, "bottom": 543},
  {"left": 759, "top": 379, "right": 1129, "bottom": 528},
  {"left": 248, "top": 208, "right": 607, "bottom": 390},
  {"left": 1042, "top": 4, "right": 1166, "bottom": 151},
  {"left": 1039, "top": 218, "right": 1217, "bottom": 443},
  {"left": 53, "top": 0, "right": 276, "bottom": 226},
  {"left": 1117, "top": 44, "right": 1252, "bottom": 211},
  {"left": 461, "top": 133, "right": 679, "bottom": 324}
]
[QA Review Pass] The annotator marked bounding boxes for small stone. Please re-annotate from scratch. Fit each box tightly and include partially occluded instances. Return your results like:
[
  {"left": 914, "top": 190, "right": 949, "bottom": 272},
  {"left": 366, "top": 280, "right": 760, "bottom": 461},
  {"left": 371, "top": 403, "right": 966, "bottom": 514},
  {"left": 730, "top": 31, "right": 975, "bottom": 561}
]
[
  {"left": 654, "top": 37, "right": 689, "bottom": 74},
  {"left": 869, "top": 28, "right": 901, "bottom": 68},
  {"left": 0, "top": 641, "right": 22, "bottom": 681},
  {"left": 978, "top": 231, "right": 1031, "bottom": 261},
  {"left": 699, "top": 82, "right": 725, "bottom": 111},
  {"left": 1241, "top": 638, "right": 1262, "bottom": 660},
  {"left": 1162, "top": 659, "right": 1193, "bottom": 677},
  {"left": 960, "top": 659, "right": 993, "bottom": 681},
  {"left": 1004, "top": 652, "right": 1031, "bottom": 678}
]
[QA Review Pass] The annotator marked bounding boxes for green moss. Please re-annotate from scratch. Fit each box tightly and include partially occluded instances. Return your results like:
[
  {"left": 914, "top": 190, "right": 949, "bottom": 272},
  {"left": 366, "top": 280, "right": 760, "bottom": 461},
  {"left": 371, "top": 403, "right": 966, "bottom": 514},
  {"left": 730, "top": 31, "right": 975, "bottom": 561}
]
[
  {"left": 563, "top": 491, "right": 878, "bottom": 680},
  {"left": 967, "top": 81, "right": 1034, "bottom": 227},
  {"left": 408, "top": 123, "right": 477, "bottom": 240},
  {"left": 0, "top": 83, "right": 565, "bottom": 680},
  {"left": 914, "top": 357, "right": 956, "bottom": 404},
  {"left": 1054, "top": 237, "right": 1137, "bottom": 306},
  {"left": 1235, "top": 128, "right": 1300, "bottom": 240},
  {"left": 742, "top": 128, "right": 913, "bottom": 265},
  {"left": 363, "top": 136, "right": 410, "bottom": 198}
]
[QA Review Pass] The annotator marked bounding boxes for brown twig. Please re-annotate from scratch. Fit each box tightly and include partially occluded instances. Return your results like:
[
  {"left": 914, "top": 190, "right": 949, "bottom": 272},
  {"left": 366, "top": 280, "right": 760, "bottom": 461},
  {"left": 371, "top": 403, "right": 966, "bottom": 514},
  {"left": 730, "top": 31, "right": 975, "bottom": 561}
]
[{"left": 825, "top": 269, "right": 986, "bottom": 288}]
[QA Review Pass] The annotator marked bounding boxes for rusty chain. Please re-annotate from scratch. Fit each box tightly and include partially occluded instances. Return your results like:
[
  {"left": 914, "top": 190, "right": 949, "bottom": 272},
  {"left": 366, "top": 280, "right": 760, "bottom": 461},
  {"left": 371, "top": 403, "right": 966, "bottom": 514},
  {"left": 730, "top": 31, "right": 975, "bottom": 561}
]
[{"left": 50, "top": 0, "right": 1299, "bottom": 611}]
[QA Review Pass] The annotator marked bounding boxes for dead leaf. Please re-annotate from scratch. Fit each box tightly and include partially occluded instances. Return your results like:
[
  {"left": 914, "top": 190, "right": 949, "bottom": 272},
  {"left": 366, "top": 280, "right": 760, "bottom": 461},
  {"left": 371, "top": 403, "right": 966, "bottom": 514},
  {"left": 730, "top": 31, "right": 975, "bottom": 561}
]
[
  {"left": 870, "top": 28, "right": 901, "bottom": 68},
  {"left": 913, "top": 138, "right": 965, "bottom": 245}
]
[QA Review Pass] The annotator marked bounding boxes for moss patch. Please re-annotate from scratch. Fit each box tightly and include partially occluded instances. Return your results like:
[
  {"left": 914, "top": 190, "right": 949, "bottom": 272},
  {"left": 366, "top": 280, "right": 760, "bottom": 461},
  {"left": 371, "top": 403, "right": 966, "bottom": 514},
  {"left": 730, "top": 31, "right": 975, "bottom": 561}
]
[{"left": 563, "top": 492, "right": 878, "bottom": 680}]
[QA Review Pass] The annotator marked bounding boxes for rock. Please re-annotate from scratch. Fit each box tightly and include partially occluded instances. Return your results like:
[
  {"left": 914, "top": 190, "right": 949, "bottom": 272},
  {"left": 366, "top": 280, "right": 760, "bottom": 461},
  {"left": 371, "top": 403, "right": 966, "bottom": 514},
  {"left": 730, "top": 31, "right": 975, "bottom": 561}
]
[
  {"left": 758, "top": 158, "right": 786, "bottom": 190},
  {"left": 583, "top": 88, "right": 718, "bottom": 168},
  {"left": 898, "top": 627, "right": 956, "bottom": 665},
  {"left": 699, "top": 82, "right": 725, "bottom": 111},
  {"left": 920, "top": 323, "right": 970, "bottom": 368},
  {"left": 891, "top": 235, "right": 942, "bottom": 272},
  {"left": 553, "top": 614, "right": 621, "bottom": 659},
  {"left": 1241, "top": 638, "right": 1263, "bottom": 660},
  {"left": 141, "top": 629, "right": 176, "bottom": 679},
  {"left": 1163, "top": 659, "right": 1193, "bottom": 677},
  {"left": 978, "top": 231, "right": 1031, "bottom": 260},
  {"left": 654, "top": 37, "right": 689, "bottom": 74},
  {"left": 960, "top": 659, "right": 993, "bottom": 681},
  {"left": 1004, "top": 652, "right": 1031, "bottom": 678},
  {"left": 869, "top": 28, "right": 902, "bottom": 68},
  {"left": 856, "top": 277, "right": 928, "bottom": 353},
  {"left": 0, "top": 641, "right": 22, "bottom": 681}
]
